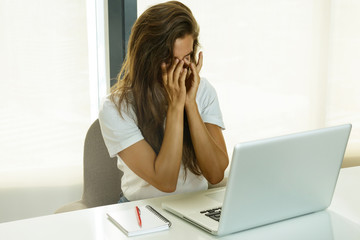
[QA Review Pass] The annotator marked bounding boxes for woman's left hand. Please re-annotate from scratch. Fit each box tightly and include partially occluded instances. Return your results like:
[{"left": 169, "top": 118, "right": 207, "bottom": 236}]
[{"left": 185, "top": 51, "right": 203, "bottom": 106}]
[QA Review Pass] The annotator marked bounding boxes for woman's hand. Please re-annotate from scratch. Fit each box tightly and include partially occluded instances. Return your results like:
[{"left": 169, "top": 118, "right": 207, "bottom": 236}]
[
  {"left": 185, "top": 51, "right": 203, "bottom": 106},
  {"left": 161, "top": 59, "right": 188, "bottom": 111}
]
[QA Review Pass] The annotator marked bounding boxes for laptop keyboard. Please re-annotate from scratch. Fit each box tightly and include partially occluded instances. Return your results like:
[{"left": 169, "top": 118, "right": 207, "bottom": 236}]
[{"left": 200, "top": 207, "right": 222, "bottom": 222}]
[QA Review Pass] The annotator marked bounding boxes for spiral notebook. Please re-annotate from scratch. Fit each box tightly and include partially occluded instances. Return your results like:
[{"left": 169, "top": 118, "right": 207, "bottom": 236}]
[{"left": 107, "top": 205, "right": 172, "bottom": 237}]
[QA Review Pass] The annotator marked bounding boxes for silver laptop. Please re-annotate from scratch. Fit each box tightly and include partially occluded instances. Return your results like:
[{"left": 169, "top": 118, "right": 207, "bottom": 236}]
[{"left": 162, "top": 124, "right": 352, "bottom": 236}]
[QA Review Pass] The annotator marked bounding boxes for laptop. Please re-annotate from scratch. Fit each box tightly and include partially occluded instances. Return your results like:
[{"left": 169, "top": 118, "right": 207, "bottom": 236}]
[{"left": 162, "top": 124, "right": 352, "bottom": 236}]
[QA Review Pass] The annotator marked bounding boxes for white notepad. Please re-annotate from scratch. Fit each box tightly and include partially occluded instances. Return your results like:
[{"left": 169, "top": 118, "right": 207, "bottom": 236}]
[{"left": 107, "top": 205, "right": 171, "bottom": 237}]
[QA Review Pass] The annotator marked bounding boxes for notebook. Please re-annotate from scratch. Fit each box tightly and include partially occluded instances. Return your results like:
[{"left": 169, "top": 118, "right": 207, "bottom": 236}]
[
  {"left": 162, "top": 124, "right": 352, "bottom": 236},
  {"left": 107, "top": 205, "right": 171, "bottom": 237}
]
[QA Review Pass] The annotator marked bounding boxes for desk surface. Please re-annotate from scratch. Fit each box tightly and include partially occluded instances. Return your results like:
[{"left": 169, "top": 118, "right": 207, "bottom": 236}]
[{"left": 1, "top": 167, "right": 360, "bottom": 240}]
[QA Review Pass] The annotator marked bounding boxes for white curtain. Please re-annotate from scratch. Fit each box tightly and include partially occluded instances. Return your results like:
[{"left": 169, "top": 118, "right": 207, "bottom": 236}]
[{"left": 138, "top": 0, "right": 360, "bottom": 165}]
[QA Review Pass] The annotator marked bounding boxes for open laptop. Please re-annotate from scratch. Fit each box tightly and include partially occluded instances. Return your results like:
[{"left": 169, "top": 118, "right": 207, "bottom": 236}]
[{"left": 162, "top": 124, "right": 352, "bottom": 236}]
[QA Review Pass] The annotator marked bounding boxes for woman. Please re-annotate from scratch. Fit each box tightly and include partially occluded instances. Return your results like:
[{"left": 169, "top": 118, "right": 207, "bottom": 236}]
[{"left": 99, "top": 1, "right": 228, "bottom": 202}]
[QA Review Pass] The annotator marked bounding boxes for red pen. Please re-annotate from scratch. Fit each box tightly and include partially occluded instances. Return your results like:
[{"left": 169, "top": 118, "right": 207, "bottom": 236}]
[{"left": 135, "top": 206, "right": 142, "bottom": 228}]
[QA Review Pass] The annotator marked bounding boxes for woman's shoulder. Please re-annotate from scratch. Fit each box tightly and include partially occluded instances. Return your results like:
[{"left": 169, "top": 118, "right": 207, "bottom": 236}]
[
  {"left": 197, "top": 77, "right": 217, "bottom": 99},
  {"left": 99, "top": 94, "right": 136, "bottom": 121},
  {"left": 99, "top": 94, "right": 118, "bottom": 113}
]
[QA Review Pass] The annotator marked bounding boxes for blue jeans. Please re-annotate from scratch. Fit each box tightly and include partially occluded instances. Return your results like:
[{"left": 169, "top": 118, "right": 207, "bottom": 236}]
[{"left": 118, "top": 195, "right": 129, "bottom": 203}]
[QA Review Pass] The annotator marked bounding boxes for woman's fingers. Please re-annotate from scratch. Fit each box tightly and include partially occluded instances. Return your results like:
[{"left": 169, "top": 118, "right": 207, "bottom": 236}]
[
  {"left": 162, "top": 52, "right": 204, "bottom": 107},
  {"left": 179, "top": 67, "right": 187, "bottom": 88},
  {"left": 190, "top": 62, "right": 197, "bottom": 75},
  {"left": 161, "top": 62, "right": 168, "bottom": 85},
  {"left": 173, "top": 60, "right": 185, "bottom": 86},
  {"left": 162, "top": 59, "right": 186, "bottom": 87},
  {"left": 196, "top": 51, "right": 203, "bottom": 73},
  {"left": 167, "top": 58, "right": 179, "bottom": 84},
  {"left": 161, "top": 59, "right": 187, "bottom": 108},
  {"left": 162, "top": 59, "right": 186, "bottom": 96},
  {"left": 190, "top": 62, "right": 199, "bottom": 84}
]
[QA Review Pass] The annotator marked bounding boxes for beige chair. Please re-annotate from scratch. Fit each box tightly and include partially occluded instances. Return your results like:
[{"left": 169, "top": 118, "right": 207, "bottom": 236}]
[
  {"left": 55, "top": 119, "right": 227, "bottom": 213},
  {"left": 55, "top": 119, "right": 123, "bottom": 213}
]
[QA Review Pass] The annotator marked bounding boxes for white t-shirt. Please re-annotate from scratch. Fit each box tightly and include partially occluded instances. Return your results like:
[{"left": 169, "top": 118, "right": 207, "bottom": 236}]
[{"left": 99, "top": 78, "right": 225, "bottom": 201}]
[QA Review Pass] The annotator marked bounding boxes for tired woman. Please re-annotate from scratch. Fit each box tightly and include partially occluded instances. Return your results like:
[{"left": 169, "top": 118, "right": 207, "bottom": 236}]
[{"left": 99, "top": 1, "right": 228, "bottom": 202}]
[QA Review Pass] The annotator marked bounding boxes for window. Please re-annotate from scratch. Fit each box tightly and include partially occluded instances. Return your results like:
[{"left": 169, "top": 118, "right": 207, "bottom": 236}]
[{"left": 0, "top": 0, "right": 92, "bottom": 222}]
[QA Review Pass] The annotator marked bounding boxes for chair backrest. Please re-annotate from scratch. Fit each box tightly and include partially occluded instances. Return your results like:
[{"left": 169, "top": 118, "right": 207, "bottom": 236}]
[{"left": 82, "top": 119, "right": 123, "bottom": 207}]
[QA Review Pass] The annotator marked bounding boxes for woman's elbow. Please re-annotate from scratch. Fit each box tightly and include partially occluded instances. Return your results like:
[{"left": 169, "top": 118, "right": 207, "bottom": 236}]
[
  {"left": 159, "top": 185, "right": 177, "bottom": 193},
  {"left": 206, "top": 173, "right": 225, "bottom": 185},
  {"left": 206, "top": 164, "right": 228, "bottom": 185},
  {"left": 153, "top": 181, "right": 177, "bottom": 193}
]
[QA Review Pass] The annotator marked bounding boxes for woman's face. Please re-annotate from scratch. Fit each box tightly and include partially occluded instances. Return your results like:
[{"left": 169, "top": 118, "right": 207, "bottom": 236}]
[{"left": 173, "top": 34, "right": 194, "bottom": 69}]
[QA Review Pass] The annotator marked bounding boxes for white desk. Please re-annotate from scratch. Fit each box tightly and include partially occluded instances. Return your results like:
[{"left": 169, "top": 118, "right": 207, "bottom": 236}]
[{"left": 1, "top": 167, "right": 360, "bottom": 240}]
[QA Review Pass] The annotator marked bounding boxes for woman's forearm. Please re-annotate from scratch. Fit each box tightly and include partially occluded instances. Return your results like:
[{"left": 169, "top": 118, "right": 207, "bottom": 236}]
[
  {"left": 119, "top": 105, "right": 185, "bottom": 193},
  {"left": 185, "top": 102, "right": 229, "bottom": 184},
  {"left": 153, "top": 106, "right": 185, "bottom": 192}
]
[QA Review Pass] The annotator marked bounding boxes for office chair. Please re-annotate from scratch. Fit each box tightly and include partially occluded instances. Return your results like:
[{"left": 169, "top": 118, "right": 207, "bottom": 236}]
[{"left": 55, "top": 119, "right": 123, "bottom": 213}]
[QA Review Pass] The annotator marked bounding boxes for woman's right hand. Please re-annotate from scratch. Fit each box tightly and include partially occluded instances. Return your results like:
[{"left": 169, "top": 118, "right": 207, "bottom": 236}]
[
  {"left": 118, "top": 59, "right": 188, "bottom": 193},
  {"left": 161, "top": 59, "right": 188, "bottom": 111}
]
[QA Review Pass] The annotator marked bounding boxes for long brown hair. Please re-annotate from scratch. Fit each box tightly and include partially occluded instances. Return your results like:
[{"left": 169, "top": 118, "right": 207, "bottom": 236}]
[{"left": 110, "top": 1, "right": 201, "bottom": 176}]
